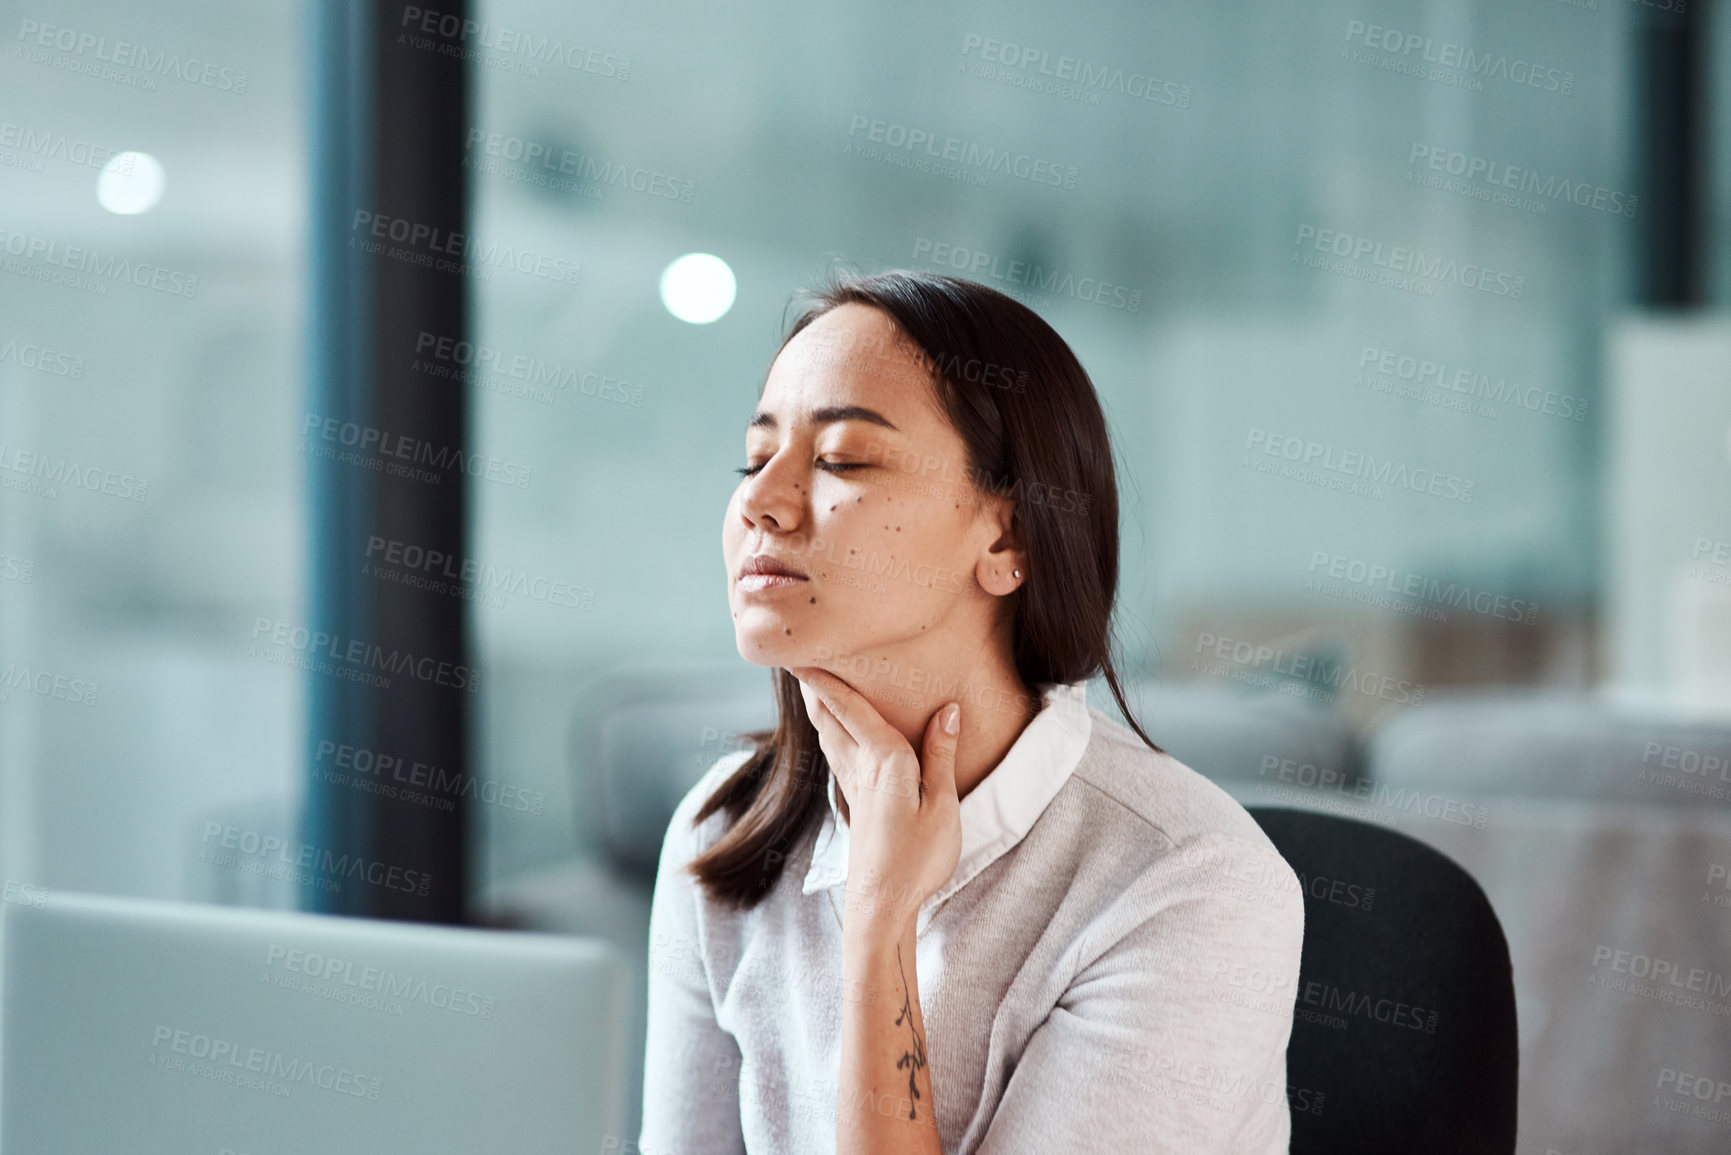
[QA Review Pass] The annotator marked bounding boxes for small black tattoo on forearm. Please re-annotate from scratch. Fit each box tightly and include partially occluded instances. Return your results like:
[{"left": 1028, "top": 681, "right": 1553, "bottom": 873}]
[{"left": 893, "top": 944, "right": 928, "bottom": 1120}]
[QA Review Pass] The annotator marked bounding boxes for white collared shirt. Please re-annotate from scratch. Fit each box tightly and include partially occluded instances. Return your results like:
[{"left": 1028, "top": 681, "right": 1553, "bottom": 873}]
[
  {"left": 801, "top": 681, "right": 1094, "bottom": 935},
  {"left": 642, "top": 680, "right": 1305, "bottom": 1155}
]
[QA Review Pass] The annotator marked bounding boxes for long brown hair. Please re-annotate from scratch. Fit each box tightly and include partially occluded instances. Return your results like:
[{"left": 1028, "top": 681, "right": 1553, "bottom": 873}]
[{"left": 686, "top": 269, "right": 1159, "bottom": 910}]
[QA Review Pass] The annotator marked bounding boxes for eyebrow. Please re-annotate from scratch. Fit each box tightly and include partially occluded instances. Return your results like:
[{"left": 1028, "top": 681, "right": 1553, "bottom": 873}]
[{"left": 746, "top": 405, "right": 900, "bottom": 432}]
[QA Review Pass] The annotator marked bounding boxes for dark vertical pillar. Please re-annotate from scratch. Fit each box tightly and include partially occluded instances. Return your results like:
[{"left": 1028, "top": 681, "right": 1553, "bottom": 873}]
[
  {"left": 302, "top": 0, "right": 472, "bottom": 924},
  {"left": 1633, "top": 0, "right": 1709, "bottom": 308}
]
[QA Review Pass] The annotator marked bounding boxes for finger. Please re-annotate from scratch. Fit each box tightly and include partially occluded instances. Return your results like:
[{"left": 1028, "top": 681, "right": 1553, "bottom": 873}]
[
  {"left": 810, "top": 695, "right": 858, "bottom": 770},
  {"left": 796, "top": 667, "right": 928, "bottom": 810},
  {"left": 921, "top": 701, "right": 962, "bottom": 807},
  {"left": 789, "top": 665, "right": 904, "bottom": 754},
  {"left": 794, "top": 673, "right": 856, "bottom": 753},
  {"left": 792, "top": 672, "right": 857, "bottom": 795}
]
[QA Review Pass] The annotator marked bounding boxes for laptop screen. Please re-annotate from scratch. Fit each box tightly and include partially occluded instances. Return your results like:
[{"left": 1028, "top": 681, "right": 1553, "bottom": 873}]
[{"left": 2, "top": 891, "right": 628, "bottom": 1154}]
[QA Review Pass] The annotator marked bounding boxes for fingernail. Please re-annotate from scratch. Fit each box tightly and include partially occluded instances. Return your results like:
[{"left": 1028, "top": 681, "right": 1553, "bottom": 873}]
[{"left": 942, "top": 703, "right": 960, "bottom": 735}]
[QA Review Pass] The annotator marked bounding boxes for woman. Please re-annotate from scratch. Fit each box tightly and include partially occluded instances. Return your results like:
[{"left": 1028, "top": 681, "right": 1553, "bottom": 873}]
[{"left": 639, "top": 270, "right": 1305, "bottom": 1154}]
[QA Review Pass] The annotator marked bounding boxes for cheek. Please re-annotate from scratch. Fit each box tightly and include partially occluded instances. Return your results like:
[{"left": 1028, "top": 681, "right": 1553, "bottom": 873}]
[
  {"left": 833, "top": 499, "right": 961, "bottom": 574},
  {"left": 902, "top": 503, "right": 964, "bottom": 552},
  {"left": 721, "top": 493, "right": 744, "bottom": 540},
  {"left": 721, "top": 515, "right": 744, "bottom": 579},
  {"left": 812, "top": 497, "right": 874, "bottom": 553}
]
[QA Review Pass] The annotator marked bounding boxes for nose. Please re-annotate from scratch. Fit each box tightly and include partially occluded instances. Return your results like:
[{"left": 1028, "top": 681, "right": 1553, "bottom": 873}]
[{"left": 737, "top": 451, "right": 804, "bottom": 535}]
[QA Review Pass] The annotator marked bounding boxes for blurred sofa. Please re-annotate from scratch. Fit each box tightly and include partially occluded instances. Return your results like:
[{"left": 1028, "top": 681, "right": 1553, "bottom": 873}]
[{"left": 1351, "top": 691, "right": 1731, "bottom": 1155}]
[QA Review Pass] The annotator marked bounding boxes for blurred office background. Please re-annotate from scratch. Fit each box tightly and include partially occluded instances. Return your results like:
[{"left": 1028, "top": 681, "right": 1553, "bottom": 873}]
[{"left": 2, "top": 0, "right": 1729, "bottom": 1150}]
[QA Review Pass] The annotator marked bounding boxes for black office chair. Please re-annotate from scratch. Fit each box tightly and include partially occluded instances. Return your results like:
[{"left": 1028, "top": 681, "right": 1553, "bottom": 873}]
[{"left": 1247, "top": 807, "right": 1519, "bottom": 1155}]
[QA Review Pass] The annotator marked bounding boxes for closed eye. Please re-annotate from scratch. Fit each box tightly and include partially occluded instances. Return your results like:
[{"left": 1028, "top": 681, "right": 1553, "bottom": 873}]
[{"left": 734, "top": 460, "right": 868, "bottom": 477}]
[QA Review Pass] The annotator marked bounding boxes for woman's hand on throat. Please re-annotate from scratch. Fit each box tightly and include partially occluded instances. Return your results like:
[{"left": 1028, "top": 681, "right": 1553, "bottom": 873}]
[{"left": 790, "top": 665, "right": 962, "bottom": 936}]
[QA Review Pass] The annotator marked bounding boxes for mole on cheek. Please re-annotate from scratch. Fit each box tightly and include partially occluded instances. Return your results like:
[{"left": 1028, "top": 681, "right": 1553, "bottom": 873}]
[
  {"left": 784, "top": 628, "right": 792, "bottom": 635},
  {"left": 809, "top": 597, "right": 816, "bottom": 604}
]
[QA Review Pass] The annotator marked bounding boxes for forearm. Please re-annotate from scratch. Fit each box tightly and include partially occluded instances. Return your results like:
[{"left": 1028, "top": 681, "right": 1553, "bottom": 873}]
[{"left": 837, "top": 912, "right": 944, "bottom": 1155}]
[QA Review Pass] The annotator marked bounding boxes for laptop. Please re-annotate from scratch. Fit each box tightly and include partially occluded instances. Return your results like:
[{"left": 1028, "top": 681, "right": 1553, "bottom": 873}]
[{"left": 2, "top": 890, "right": 629, "bottom": 1153}]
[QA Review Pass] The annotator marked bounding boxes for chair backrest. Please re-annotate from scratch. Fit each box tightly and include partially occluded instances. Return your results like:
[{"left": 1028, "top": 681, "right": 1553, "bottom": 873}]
[
  {"left": 1247, "top": 807, "right": 1518, "bottom": 1155},
  {"left": 571, "top": 662, "right": 776, "bottom": 878}
]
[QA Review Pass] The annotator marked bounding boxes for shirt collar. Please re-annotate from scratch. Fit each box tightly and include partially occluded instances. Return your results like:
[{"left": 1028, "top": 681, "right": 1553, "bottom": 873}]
[{"left": 801, "top": 680, "right": 1092, "bottom": 932}]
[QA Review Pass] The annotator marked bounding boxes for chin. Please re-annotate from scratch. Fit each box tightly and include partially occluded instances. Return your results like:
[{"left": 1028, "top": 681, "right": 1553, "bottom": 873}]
[
  {"left": 733, "top": 629, "right": 810, "bottom": 669},
  {"left": 731, "top": 611, "right": 828, "bottom": 670}
]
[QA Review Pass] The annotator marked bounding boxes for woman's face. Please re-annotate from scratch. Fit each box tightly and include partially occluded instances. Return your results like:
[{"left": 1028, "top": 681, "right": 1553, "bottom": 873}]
[{"left": 724, "top": 302, "right": 1019, "bottom": 673}]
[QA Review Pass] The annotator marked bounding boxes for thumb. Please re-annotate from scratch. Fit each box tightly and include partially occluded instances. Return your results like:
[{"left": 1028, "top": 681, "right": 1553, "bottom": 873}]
[{"left": 921, "top": 701, "right": 961, "bottom": 804}]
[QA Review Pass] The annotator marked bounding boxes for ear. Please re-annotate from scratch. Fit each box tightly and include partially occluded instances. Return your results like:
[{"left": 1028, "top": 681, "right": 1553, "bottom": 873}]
[{"left": 972, "top": 493, "right": 1026, "bottom": 597}]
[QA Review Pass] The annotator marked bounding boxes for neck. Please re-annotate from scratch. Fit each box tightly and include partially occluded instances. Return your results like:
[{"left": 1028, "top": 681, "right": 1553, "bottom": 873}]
[{"left": 818, "top": 635, "right": 1041, "bottom": 816}]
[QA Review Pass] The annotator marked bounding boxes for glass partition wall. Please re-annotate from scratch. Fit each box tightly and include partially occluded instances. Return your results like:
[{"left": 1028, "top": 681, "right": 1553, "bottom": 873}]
[{"left": 467, "top": 3, "right": 1624, "bottom": 874}]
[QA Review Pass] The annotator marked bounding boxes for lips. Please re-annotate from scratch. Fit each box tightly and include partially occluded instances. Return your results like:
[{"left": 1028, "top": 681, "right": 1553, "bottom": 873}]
[{"left": 739, "top": 553, "right": 809, "bottom": 580}]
